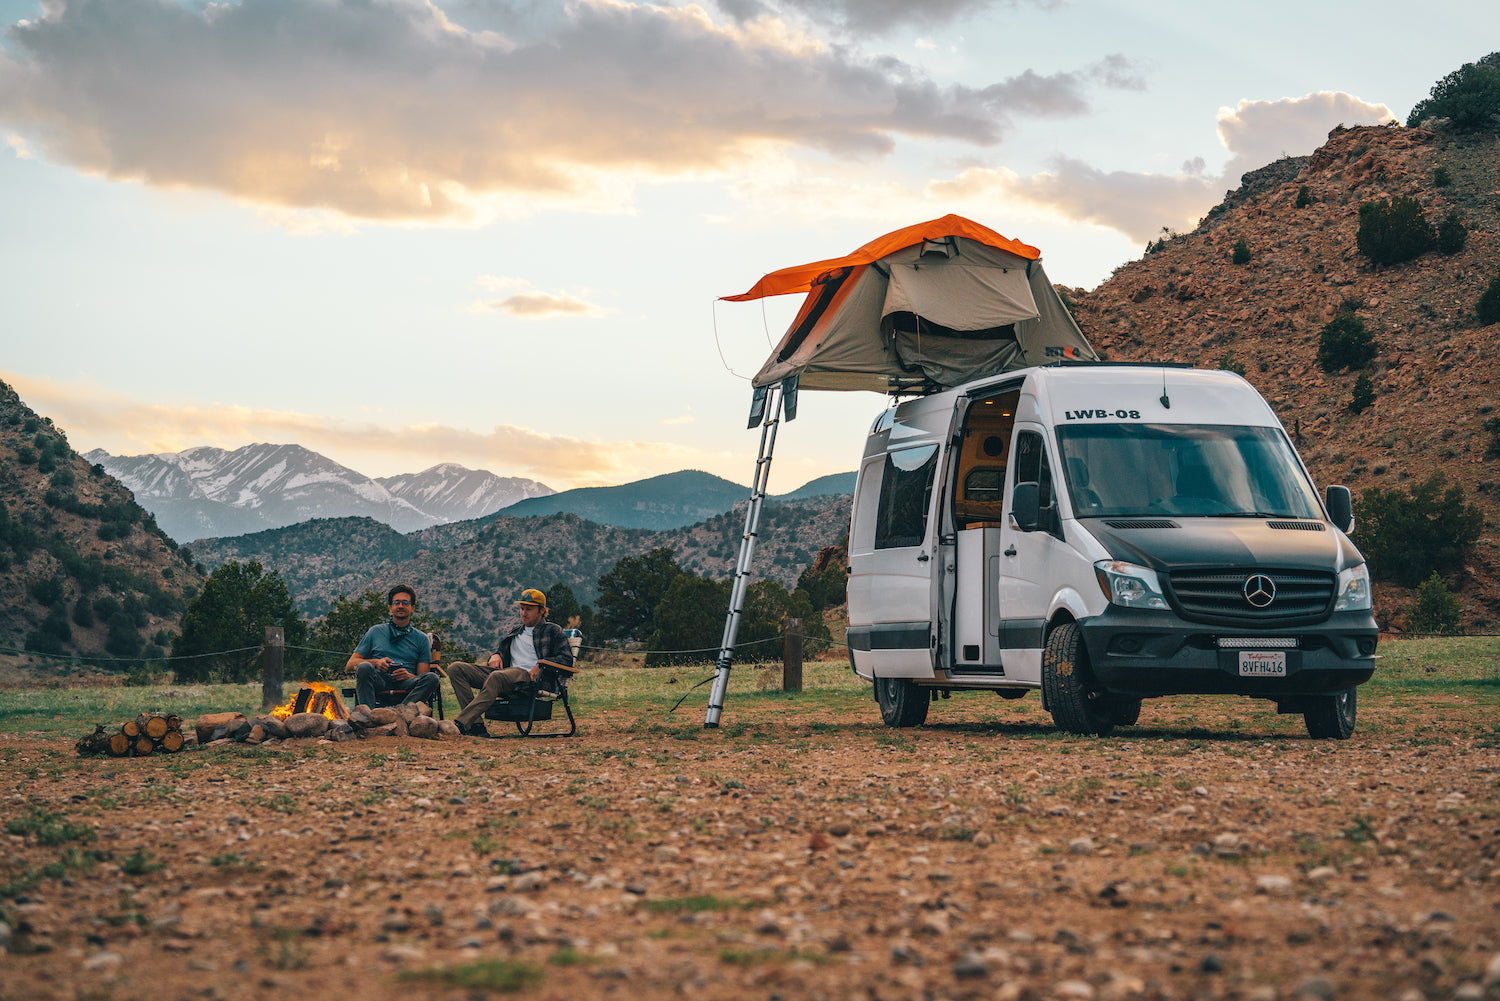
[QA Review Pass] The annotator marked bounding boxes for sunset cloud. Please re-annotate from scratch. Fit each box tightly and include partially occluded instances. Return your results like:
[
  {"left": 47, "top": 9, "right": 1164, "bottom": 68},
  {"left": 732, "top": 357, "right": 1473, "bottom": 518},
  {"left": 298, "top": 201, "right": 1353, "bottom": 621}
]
[
  {"left": 468, "top": 276, "right": 612, "bottom": 319},
  {"left": 4, "top": 372, "right": 718, "bottom": 487},
  {"left": 0, "top": 0, "right": 1139, "bottom": 222},
  {"left": 925, "top": 91, "right": 1394, "bottom": 244},
  {"left": 718, "top": 0, "right": 1061, "bottom": 36}
]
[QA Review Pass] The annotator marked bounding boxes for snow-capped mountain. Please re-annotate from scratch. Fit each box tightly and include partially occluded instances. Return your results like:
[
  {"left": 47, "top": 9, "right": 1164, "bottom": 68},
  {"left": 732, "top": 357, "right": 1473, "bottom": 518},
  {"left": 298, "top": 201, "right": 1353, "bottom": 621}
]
[
  {"left": 377, "top": 463, "right": 554, "bottom": 524},
  {"left": 84, "top": 444, "right": 552, "bottom": 542}
]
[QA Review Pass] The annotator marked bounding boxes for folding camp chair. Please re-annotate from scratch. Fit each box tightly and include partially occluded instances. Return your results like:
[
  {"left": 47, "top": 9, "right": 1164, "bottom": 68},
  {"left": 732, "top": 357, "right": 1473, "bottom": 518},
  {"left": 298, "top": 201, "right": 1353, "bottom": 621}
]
[
  {"left": 484, "top": 659, "right": 579, "bottom": 737},
  {"left": 341, "top": 666, "right": 446, "bottom": 719}
]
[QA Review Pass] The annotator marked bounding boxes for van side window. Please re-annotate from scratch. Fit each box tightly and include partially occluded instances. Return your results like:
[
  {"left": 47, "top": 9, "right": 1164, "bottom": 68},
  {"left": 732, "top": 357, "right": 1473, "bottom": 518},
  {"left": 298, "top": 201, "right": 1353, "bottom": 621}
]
[
  {"left": 874, "top": 444, "right": 939, "bottom": 549},
  {"left": 1013, "top": 431, "right": 1054, "bottom": 510}
]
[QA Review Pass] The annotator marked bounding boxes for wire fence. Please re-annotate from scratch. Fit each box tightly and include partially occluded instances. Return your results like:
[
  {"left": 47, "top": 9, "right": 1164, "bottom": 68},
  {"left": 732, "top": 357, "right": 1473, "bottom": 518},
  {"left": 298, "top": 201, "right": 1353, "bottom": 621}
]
[{"left": 0, "top": 631, "right": 821, "bottom": 669}]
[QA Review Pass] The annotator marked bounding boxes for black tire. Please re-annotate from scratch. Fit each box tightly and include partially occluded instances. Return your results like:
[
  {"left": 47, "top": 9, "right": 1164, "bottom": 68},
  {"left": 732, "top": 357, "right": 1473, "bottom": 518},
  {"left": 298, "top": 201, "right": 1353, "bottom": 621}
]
[
  {"left": 1104, "top": 697, "right": 1142, "bottom": 727},
  {"left": 875, "top": 677, "right": 929, "bottom": 728},
  {"left": 1303, "top": 688, "right": 1357, "bottom": 740},
  {"left": 1041, "top": 622, "right": 1114, "bottom": 736}
]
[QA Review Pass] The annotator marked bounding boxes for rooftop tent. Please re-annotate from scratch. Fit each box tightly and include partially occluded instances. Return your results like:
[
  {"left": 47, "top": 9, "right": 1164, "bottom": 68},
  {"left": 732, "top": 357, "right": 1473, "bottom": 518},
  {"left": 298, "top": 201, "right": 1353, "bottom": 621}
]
[
  {"left": 704, "top": 215, "right": 1097, "bottom": 729},
  {"left": 726, "top": 214, "right": 1097, "bottom": 394}
]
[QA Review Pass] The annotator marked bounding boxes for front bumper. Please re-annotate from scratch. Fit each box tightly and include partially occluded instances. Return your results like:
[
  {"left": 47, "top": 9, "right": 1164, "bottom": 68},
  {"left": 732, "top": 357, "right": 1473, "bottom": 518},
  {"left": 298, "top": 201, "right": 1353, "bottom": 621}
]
[{"left": 1078, "top": 606, "right": 1378, "bottom": 699}]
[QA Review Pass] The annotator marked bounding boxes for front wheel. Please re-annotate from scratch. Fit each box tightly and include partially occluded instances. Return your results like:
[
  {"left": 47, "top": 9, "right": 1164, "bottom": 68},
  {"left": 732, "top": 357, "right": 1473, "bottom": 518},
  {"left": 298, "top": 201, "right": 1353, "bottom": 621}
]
[
  {"left": 875, "top": 677, "right": 929, "bottom": 728},
  {"left": 1041, "top": 622, "right": 1114, "bottom": 736},
  {"left": 1303, "top": 688, "right": 1357, "bottom": 740}
]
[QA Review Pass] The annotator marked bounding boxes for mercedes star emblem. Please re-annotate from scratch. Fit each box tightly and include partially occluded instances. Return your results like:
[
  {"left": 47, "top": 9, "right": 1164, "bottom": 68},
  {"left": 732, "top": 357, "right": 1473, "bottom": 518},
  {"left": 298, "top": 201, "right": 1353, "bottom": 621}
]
[{"left": 1243, "top": 574, "right": 1276, "bottom": 608}]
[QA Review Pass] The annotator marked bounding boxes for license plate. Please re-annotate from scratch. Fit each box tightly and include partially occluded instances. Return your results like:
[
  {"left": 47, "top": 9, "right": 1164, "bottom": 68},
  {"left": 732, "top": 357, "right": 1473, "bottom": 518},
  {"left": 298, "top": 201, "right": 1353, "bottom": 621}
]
[{"left": 1238, "top": 651, "right": 1287, "bottom": 677}]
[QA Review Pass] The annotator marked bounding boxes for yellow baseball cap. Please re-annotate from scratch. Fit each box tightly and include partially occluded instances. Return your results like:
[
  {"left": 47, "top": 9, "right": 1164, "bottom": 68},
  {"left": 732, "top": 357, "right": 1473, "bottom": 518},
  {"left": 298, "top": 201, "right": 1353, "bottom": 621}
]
[{"left": 515, "top": 588, "right": 547, "bottom": 607}]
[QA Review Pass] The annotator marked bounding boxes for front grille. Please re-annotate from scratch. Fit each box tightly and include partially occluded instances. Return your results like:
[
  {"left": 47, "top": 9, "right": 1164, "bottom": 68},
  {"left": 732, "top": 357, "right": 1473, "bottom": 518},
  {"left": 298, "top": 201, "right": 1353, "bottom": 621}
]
[
  {"left": 1167, "top": 568, "right": 1335, "bottom": 625},
  {"left": 1266, "top": 521, "right": 1325, "bottom": 532}
]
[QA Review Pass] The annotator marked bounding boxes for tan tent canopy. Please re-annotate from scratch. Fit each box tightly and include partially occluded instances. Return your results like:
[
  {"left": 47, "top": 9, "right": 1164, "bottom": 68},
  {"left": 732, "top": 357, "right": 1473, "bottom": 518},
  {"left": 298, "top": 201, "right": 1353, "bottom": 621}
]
[{"left": 727, "top": 214, "right": 1097, "bottom": 394}]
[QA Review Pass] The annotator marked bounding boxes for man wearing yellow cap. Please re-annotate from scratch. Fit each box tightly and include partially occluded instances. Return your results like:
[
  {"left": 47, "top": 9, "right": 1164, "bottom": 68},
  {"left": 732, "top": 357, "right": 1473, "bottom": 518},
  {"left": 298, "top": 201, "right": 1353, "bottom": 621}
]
[{"left": 449, "top": 588, "right": 575, "bottom": 738}]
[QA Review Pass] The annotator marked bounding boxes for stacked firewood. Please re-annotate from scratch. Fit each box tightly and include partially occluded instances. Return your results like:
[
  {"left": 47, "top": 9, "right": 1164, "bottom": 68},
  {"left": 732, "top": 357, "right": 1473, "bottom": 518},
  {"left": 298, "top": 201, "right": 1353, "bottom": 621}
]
[{"left": 75, "top": 713, "right": 187, "bottom": 757}]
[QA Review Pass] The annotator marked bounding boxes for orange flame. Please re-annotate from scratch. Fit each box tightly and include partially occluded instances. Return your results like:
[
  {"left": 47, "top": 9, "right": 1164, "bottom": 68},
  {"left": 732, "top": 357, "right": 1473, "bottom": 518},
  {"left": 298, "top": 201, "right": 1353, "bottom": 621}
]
[{"left": 270, "top": 681, "right": 348, "bottom": 721}]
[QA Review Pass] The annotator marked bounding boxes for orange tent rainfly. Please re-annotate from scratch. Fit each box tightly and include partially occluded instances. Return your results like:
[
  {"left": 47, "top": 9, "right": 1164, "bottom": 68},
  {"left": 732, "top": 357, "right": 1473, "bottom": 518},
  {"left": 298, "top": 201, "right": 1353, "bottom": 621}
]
[{"left": 729, "top": 214, "right": 1095, "bottom": 395}]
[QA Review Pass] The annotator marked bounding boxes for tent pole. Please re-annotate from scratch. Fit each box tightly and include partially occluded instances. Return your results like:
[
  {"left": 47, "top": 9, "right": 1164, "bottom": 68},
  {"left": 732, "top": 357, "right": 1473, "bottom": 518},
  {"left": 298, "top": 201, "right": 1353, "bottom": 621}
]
[{"left": 705, "top": 383, "right": 783, "bottom": 728}]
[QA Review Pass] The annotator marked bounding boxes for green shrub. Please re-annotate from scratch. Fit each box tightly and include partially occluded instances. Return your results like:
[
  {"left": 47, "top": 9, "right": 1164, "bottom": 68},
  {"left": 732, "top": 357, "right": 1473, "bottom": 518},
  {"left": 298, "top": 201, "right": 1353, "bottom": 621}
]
[
  {"left": 1349, "top": 372, "right": 1375, "bottom": 414},
  {"left": 1406, "top": 572, "right": 1463, "bottom": 635},
  {"left": 72, "top": 594, "right": 94, "bottom": 628},
  {"left": 1478, "top": 275, "right": 1500, "bottom": 325},
  {"left": 1231, "top": 238, "right": 1251, "bottom": 264},
  {"left": 1357, "top": 197, "right": 1435, "bottom": 266},
  {"left": 1406, "top": 52, "right": 1500, "bottom": 129},
  {"left": 1486, "top": 416, "right": 1500, "bottom": 459},
  {"left": 1437, "top": 210, "right": 1468, "bottom": 254},
  {"left": 1216, "top": 352, "right": 1247, "bottom": 377},
  {"left": 1317, "top": 307, "right": 1377, "bottom": 373},
  {"left": 1432, "top": 165, "right": 1452, "bottom": 187},
  {"left": 1295, "top": 185, "right": 1312, "bottom": 208},
  {"left": 1353, "top": 472, "right": 1484, "bottom": 587}
]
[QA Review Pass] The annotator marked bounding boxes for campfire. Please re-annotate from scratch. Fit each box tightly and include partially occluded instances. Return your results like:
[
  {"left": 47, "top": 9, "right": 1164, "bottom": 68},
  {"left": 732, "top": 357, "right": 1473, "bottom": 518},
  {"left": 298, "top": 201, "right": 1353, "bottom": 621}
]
[{"left": 269, "top": 682, "right": 349, "bottom": 721}]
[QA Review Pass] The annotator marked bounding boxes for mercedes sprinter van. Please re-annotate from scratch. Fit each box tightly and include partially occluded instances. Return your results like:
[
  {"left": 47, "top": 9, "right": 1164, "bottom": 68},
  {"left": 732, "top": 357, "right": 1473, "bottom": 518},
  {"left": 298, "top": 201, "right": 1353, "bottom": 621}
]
[{"left": 846, "top": 363, "right": 1378, "bottom": 738}]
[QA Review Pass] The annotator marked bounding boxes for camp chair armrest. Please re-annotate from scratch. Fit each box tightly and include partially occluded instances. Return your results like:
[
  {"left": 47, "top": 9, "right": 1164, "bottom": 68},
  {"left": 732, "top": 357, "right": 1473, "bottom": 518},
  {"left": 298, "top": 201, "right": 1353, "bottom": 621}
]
[{"left": 539, "top": 659, "right": 581, "bottom": 674}]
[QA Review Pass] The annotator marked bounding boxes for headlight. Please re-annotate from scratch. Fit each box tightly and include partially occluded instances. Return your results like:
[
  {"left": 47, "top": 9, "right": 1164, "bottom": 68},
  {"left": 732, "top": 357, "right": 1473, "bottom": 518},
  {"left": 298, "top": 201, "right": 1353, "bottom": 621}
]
[
  {"left": 1095, "top": 560, "right": 1168, "bottom": 610},
  {"left": 1334, "top": 563, "right": 1372, "bottom": 612}
]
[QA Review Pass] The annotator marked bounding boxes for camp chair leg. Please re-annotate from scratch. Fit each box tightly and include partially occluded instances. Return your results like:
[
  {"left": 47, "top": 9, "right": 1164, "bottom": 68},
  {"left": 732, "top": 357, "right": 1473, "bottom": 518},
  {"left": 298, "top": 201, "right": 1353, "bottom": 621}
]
[{"left": 509, "top": 691, "right": 576, "bottom": 738}]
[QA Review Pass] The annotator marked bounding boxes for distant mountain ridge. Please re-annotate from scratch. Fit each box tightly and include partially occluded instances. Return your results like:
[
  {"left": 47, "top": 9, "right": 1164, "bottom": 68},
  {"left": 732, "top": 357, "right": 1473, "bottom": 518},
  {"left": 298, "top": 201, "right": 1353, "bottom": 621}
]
[
  {"left": 86, "top": 445, "right": 554, "bottom": 542},
  {"left": 377, "top": 463, "right": 553, "bottom": 524},
  {"left": 487, "top": 469, "right": 853, "bottom": 530}
]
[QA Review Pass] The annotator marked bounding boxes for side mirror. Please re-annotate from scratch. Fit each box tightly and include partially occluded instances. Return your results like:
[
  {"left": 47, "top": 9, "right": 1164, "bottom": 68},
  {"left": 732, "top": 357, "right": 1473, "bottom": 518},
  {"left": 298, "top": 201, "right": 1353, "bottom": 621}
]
[
  {"left": 1326, "top": 485, "right": 1353, "bottom": 533},
  {"left": 1012, "top": 482, "right": 1040, "bottom": 531}
]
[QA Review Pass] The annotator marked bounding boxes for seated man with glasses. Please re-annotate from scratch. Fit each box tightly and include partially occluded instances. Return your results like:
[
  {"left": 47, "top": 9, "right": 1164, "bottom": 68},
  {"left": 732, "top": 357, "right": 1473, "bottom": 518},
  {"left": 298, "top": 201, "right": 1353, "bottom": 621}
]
[{"left": 347, "top": 584, "right": 441, "bottom": 709}]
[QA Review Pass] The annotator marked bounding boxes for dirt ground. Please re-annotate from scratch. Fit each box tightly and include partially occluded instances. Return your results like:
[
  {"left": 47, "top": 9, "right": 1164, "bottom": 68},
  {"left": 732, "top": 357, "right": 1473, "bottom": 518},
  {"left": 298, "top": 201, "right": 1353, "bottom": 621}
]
[{"left": 2, "top": 689, "right": 1498, "bottom": 1001}]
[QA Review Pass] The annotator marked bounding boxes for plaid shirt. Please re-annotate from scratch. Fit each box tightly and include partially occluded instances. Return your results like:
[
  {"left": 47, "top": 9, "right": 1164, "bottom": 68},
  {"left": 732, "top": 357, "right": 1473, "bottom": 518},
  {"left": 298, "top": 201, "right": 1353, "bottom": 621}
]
[{"left": 496, "top": 619, "right": 573, "bottom": 669}]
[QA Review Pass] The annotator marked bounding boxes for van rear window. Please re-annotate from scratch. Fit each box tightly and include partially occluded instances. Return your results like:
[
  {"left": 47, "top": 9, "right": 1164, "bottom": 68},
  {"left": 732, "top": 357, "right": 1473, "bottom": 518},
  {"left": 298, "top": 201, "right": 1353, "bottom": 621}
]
[
  {"left": 875, "top": 444, "right": 939, "bottom": 549},
  {"left": 1056, "top": 424, "right": 1322, "bottom": 519}
]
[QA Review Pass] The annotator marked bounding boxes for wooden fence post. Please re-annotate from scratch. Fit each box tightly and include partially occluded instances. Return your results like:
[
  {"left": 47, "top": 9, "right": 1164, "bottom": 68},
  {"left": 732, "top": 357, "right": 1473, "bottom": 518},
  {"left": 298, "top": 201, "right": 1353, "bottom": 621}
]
[
  {"left": 782, "top": 617, "right": 803, "bottom": 693},
  {"left": 261, "top": 626, "right": 284, "bottom": 709}
]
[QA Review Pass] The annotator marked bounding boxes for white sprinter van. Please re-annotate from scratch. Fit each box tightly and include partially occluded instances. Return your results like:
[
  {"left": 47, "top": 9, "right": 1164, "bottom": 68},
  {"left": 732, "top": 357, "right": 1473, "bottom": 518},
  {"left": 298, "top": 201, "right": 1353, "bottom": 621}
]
[{"left": 846, "top": 363, "right": 1378, "bottom": 739}]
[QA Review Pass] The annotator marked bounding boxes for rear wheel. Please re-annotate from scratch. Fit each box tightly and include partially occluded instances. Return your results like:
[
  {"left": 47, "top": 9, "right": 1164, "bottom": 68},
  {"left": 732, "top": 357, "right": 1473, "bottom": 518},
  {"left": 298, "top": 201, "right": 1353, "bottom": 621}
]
[
  {"left": 1303, "top": 688, "right": 1356, "bottom": 739},
  {"left": 1041, "top": 622, "right": 1114, "bottom": 736},
  {"left": 875, "top": 677, "right": 929, "bottom": 728}
]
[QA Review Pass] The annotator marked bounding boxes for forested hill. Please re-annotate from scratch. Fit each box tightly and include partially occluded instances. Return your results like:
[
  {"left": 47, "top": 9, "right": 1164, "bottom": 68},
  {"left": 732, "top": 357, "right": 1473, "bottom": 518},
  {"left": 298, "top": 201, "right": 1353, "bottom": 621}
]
[
  {"left": 0, "top": 381, "right": 203, "bottom": 678},
  {"left": 193, "top": 494, "right": 850, "bottom": 648}
]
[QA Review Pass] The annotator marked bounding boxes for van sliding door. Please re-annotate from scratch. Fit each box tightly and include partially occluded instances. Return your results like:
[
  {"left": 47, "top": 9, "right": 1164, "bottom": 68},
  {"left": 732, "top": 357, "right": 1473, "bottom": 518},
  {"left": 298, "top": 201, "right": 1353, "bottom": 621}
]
[{"left": 847, "top": 442, "right": 941, "bottom": 678}]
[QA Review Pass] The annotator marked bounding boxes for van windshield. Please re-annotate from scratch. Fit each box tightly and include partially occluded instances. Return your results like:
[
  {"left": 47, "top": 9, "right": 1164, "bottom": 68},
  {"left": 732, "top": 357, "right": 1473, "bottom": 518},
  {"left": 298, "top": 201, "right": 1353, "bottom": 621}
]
[{"left": 1055, "top": 423, "right": 1323, "bottom": 519}]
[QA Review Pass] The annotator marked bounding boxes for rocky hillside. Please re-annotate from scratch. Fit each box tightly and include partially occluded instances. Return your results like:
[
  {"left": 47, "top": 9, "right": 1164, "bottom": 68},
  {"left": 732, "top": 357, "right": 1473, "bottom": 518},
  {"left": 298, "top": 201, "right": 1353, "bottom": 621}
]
[
  {"left": 1061, "top": 123, "right": 1499, "bottom": 630},
  {"left": 0, "top": 382, "right": 204, "bottom": 678}
]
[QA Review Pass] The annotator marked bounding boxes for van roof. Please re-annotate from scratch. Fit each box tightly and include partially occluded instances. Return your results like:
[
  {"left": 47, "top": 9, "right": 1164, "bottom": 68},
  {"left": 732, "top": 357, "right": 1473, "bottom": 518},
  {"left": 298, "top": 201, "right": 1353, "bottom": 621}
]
[{"left": 886, "top": 363, "right": 1283, "bottom": 432}]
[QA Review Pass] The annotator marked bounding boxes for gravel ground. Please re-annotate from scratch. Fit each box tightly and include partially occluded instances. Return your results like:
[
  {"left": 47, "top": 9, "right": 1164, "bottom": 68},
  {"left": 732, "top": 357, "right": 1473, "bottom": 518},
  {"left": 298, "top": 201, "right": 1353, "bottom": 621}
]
[{"left": 2, "top": 689, "right": 1498, "bottom": 1001}]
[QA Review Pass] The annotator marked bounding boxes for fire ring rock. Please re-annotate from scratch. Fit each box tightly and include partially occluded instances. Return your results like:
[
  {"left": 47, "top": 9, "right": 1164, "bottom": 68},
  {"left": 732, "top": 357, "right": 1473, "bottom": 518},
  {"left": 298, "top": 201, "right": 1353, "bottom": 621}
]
[
  {"left": 284, "top": 712, "right": 331, "bottom": 739},
  {"left": 408, "top": 715, "right": 441, "bottom": 740}
]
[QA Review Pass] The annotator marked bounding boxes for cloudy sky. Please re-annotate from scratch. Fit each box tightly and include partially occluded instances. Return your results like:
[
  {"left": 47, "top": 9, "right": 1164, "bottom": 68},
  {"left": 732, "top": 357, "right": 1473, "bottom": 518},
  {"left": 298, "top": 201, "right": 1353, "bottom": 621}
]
[{"left": 0, "top": 0, "right": 1490, "bottom": 492}]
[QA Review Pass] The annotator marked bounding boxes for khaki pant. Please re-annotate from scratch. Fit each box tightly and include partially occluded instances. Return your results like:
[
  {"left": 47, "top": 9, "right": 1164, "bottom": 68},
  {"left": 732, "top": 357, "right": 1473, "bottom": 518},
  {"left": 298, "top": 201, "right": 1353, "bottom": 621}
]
[{"left": 448, "top": 661, "right": 532, "bottom": 728}]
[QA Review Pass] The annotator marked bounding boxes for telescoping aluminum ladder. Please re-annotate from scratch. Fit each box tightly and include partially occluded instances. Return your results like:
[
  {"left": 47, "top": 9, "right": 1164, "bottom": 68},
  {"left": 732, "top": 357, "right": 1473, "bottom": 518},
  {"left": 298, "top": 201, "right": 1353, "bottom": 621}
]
[{"left": 704, "top": 380, "right": 790, "bottom": 728}]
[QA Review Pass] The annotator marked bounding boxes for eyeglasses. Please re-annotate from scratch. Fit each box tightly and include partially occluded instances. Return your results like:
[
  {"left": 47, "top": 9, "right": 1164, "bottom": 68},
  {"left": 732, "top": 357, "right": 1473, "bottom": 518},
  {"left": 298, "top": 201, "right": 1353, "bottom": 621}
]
[{"left": 389, "top": 599, "right": 413, "bottom": 606}]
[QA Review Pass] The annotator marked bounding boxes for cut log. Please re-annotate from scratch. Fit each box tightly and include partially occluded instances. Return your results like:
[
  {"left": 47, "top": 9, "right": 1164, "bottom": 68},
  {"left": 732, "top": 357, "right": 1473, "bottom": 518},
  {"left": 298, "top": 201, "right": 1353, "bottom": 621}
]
[
  {"left": 142, "top": 714, "right": 170, "bottom": 740},
  {"left": 292, "top": 688, "right": 314, "bottom": 715},
  {"left": 121, "top": 719, "right": 141, "bottom": 738},
  {"left": 158, "top": 730, "right": 185, "bottom": 753},
  {"left": 195, "top": 712, "right": 247, "bottom": 745},
  {"left": 310, "top": 690, "right": 332, "bottom": 717},
  {"left": 75, "top": 725, "right": 113, "bottom": 757},
  {"left": 108, "top": 732, "right": 132, "bottom": 757},
  {"left": 165, "top": 714, "right": 183, "bottom": 732},
  {"left": 133, "top": 735, "right": 155, "bottom": 756}
]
